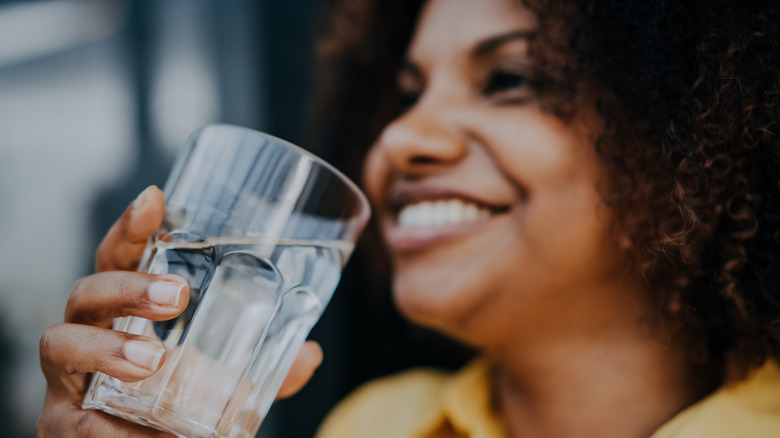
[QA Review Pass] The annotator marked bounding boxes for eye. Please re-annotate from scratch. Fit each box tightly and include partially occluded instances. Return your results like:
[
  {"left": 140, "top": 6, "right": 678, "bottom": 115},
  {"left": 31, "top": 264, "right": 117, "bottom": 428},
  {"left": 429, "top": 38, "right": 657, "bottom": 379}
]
[
  {"left": 396, "top": 62, "right": 423, "bottom": 114},
  {"left": 397, "top": 90, "right": 420, "bottom": 114},
  {"left": 482, "top": 69, "right": 530, "bottom": 101}
]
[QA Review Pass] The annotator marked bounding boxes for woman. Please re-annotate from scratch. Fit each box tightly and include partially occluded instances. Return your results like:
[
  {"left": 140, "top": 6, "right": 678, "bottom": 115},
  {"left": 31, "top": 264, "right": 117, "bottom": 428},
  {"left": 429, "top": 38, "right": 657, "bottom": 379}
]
[{"left": 39, "top": 0, "right": 780, "bottom": 437}]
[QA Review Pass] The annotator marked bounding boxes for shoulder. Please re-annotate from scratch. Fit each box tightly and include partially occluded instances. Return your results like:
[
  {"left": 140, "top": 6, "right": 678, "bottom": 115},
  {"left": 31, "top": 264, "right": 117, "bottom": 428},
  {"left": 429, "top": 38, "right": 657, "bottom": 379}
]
[
  {"left": 316, "top": 367, "right": 450, "bottom": 438},
  {"left": 652, "top": 360, "right": 780, "bottom": 438}
]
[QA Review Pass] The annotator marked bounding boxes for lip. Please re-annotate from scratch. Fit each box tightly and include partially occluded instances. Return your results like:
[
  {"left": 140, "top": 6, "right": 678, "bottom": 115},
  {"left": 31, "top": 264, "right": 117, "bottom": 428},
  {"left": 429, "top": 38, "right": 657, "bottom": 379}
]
[
  {"left": 382, "top": 183, "right": 512, "bottom": 253},
  {"left": 384, "top": 218, "right": 495, "bottom": 253}
]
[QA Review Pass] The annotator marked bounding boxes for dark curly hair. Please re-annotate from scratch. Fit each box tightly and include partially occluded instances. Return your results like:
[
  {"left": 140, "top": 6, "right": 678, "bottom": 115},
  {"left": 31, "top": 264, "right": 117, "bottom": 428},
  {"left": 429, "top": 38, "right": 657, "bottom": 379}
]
[{"left": 312, "top": 0, "right": 780, "bottom": 382}]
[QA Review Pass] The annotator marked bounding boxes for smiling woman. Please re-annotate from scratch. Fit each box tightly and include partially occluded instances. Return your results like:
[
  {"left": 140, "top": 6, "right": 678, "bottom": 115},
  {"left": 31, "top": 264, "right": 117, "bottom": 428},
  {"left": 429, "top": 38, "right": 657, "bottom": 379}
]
[
  {"left": 36, "top": 0, "right": 780, "bottom": 436},
  {"left": 313, "top": 0, "right": 780, "bottom": 437}
]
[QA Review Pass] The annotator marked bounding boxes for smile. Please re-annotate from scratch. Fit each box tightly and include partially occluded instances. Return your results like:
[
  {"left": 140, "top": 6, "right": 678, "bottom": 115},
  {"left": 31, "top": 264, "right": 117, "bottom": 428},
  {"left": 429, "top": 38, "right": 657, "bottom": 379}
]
[
  {"left": 397, "top": 199, "right": 493, "bottom": 228},
  {"left": 386, "top": 197, "right": 510, "bottom": 253}
]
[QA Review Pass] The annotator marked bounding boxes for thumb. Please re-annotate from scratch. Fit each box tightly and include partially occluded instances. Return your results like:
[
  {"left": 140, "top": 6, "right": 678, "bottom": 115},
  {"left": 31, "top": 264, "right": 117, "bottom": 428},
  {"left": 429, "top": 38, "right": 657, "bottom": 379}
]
[{"left": 276, "top": 341, "right": 323, "bottom": 399}]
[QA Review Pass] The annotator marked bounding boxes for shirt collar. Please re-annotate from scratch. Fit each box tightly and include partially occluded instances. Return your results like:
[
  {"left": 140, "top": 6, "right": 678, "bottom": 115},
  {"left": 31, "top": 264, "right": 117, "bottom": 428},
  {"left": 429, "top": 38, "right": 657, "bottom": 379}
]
[
  {"left": 414, "top": 357, "right": 506, "bottom": 438},
  {"left": 413, "top": 358, "right": 780, "bottom": 438}
]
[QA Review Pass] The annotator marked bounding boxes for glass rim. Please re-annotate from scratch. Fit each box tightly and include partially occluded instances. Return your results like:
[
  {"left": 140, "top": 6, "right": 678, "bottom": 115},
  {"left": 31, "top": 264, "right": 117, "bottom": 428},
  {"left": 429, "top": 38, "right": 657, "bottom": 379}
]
[{"left": 193, "top": 124, "right": 371, "bottom": 222}]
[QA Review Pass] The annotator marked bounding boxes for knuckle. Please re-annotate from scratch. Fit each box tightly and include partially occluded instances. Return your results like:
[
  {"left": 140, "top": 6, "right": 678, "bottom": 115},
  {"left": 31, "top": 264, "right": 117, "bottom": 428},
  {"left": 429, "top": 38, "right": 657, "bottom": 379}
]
[
  {"left": 75, "top": 410, "right": 143, "bottom": 438},
  {"left": 75, "top": 410, "right": 101, "bottom": 437},
  {"left": 95, "top": 241, "right": 110, "bottom": 268},
  {"left": 114, "top": 274, "right": 148, "bottom": 318},
  {"left": 37, "top": 412, "right": 51, "bottom": 437},
  {"left": 68, "top": 277, "right": 89, "bottom": 309},
  {"left": 65, "top": 277, "right": 92, "bottom": 324},
  {"left": 95, "top": 240, "right": 106, "bottom": 259},
  {"left": 117, "top": 273, "right": 139, "bottom": 301},
  {"left": 39, "top": 325, "right": 58, "bottom": 357},
  {"left": 74, "top": 411, "right": 90, "bottom": 437},
  {"left": 38, "top": 402, "right": 86, "bottom": 438},
  {"left": 70, "top": 277, "right": 86, "bottom": 298}
]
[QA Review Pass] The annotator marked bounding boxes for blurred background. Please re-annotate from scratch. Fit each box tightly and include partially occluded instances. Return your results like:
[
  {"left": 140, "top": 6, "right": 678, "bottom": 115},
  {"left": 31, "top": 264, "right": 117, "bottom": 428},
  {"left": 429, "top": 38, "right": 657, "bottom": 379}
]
[{"left": 0, "top": 0, "right": 469, "bottom": 437}]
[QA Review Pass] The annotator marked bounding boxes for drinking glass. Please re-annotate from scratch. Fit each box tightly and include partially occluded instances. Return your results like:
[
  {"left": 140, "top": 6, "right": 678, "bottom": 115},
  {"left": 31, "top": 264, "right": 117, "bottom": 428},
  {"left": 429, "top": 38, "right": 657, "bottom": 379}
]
[{"left": 82, "top": 124, "right": 370, "bottom": 438}]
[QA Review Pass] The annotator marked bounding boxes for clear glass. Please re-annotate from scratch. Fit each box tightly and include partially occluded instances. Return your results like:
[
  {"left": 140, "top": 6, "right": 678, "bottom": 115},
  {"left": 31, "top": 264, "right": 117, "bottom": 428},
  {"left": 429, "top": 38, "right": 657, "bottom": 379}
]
[{"left": 82, "top": 125, "right": 370, "bottom": 438}]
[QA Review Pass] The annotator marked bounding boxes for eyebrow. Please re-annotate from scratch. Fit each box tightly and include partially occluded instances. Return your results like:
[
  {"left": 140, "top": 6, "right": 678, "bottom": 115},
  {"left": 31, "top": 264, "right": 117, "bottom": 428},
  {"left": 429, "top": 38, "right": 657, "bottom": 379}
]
[{"left": 470, "top": 30, "right": 535, "bottom": 59}]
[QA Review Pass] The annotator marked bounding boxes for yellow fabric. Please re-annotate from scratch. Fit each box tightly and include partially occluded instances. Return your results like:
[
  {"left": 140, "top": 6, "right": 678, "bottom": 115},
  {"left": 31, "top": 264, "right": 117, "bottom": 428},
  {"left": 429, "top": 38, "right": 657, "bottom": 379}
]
[
  {"left": 316, "top": 358, "right": 780, "bottom": 438},
  {"left": 651, "top": 360, "right": 780, "bottom": 438}
]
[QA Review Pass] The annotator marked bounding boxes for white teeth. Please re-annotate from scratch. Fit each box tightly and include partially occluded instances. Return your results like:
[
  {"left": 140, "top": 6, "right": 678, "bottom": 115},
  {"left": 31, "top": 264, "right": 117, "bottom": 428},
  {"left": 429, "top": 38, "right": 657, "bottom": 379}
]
[{"left": 397, "top": 199, "right": 493, "bottom": 228}]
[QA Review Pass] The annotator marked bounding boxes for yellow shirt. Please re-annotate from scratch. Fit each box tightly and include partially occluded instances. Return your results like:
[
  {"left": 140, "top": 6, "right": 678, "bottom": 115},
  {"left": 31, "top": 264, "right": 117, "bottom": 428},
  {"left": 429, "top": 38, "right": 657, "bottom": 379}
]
[{"left": 316, "top": 358, "right": 780, "bottom": 438}]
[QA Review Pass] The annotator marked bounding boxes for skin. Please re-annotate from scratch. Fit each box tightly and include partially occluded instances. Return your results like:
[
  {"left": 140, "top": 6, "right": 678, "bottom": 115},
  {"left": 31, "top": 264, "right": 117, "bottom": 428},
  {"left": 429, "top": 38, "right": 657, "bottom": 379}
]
[
  {"left": 38, "top": 186, "right": 323, "bottom": 437},
  {"left": 363, "top": 0, "right": 710, "bottom": 436}
]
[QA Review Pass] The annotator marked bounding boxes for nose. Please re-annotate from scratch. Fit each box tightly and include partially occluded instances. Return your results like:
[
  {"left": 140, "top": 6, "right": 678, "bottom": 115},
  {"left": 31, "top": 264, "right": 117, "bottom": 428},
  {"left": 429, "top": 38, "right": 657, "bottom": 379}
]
[{"left": 373, "top": 100, "right": 467, "bottom": 176}]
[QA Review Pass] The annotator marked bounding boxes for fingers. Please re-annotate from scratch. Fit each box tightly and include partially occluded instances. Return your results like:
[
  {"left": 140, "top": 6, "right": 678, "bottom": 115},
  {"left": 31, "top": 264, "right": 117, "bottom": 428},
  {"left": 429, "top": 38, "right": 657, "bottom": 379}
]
[
  {"left": 276, "top": 341, "right": 323, "bottom": 399},
  {"left": 39, "top": 401, "right": 176, "bottom": 438},
  {"left": 66, "top": 271, "right": 189, "bottom": 328},
  {"left": 40, "top": 323, "right": 167, "bottom": 397},
  {"left": 96, "top": 185, "right": 165, "bottom": 272}
]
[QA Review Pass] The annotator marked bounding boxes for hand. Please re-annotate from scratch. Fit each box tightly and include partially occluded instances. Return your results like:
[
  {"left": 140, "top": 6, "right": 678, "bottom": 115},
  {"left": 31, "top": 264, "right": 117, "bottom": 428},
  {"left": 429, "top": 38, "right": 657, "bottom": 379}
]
[{"left": 38, "top": 186, "right": 323, "bottom": 437}]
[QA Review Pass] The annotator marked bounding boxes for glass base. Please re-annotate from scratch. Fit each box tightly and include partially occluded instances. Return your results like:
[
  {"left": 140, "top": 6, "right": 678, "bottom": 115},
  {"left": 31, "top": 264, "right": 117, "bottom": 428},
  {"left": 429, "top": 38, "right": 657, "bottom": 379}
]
[{"left": 83, "top": 374, "right": 254, "bottom": 438}]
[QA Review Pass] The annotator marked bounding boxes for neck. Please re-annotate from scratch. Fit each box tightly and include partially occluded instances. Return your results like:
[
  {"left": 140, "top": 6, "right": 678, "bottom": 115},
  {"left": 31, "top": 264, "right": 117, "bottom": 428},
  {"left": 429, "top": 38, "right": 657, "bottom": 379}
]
[{"left": 489, "top": 322, "right": 717, "bottom": 438}]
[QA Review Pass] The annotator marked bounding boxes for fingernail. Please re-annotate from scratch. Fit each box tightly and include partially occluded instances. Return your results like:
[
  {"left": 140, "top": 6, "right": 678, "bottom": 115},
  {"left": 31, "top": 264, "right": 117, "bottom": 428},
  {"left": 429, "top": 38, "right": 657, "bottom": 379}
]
[
  {"left": 132, "top": 186, "right": 154, "bottom": 209},
  {"left": 148, "top": 281, "right": 184, "bottom": 307},
  {"left": 123, "top": 341, "right": 165, "bottom": 372}
]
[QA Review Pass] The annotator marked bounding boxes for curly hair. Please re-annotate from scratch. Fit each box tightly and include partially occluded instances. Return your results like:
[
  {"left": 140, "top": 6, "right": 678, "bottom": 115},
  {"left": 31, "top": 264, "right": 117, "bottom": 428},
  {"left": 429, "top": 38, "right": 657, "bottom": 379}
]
[{"left": 312, "top": 0, "right": 780, "bottom": 381}]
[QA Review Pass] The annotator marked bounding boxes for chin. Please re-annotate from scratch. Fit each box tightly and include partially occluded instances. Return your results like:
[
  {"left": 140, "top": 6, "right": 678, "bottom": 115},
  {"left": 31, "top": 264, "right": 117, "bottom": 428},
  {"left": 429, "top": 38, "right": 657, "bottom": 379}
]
[
  {"left": 389, "top": 269, "right": 486, "bottom": 345},
  {"left": 391, "top": 281, "right": 442, "bottom": 328}
]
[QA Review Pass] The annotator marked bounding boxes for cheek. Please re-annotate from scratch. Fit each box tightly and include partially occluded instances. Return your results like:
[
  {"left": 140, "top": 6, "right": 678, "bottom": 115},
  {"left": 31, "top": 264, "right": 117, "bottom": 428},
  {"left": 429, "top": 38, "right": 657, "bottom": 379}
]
[
  {"left": 486, "top": 113, "right": 614, "bottom": 260},
  {"left": 476, "top": 107, "right": 602, "bottom": 194},
  {"left": 361, "top": 147, "right": 387, "bottom": 207}
]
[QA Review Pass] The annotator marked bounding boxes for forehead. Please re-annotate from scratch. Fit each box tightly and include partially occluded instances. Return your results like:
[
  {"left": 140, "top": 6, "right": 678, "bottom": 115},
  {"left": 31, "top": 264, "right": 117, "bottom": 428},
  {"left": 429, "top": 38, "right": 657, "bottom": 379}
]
[{"left": 408, "top": 0, "right": 537, "bottom": 61}]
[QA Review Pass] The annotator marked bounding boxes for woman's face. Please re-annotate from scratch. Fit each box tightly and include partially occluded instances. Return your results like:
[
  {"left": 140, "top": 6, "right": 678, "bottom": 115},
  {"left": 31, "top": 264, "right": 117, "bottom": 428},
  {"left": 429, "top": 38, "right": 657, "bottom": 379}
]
[{"left": 363, "top": 0, "right": 635, "bottom": 347}]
